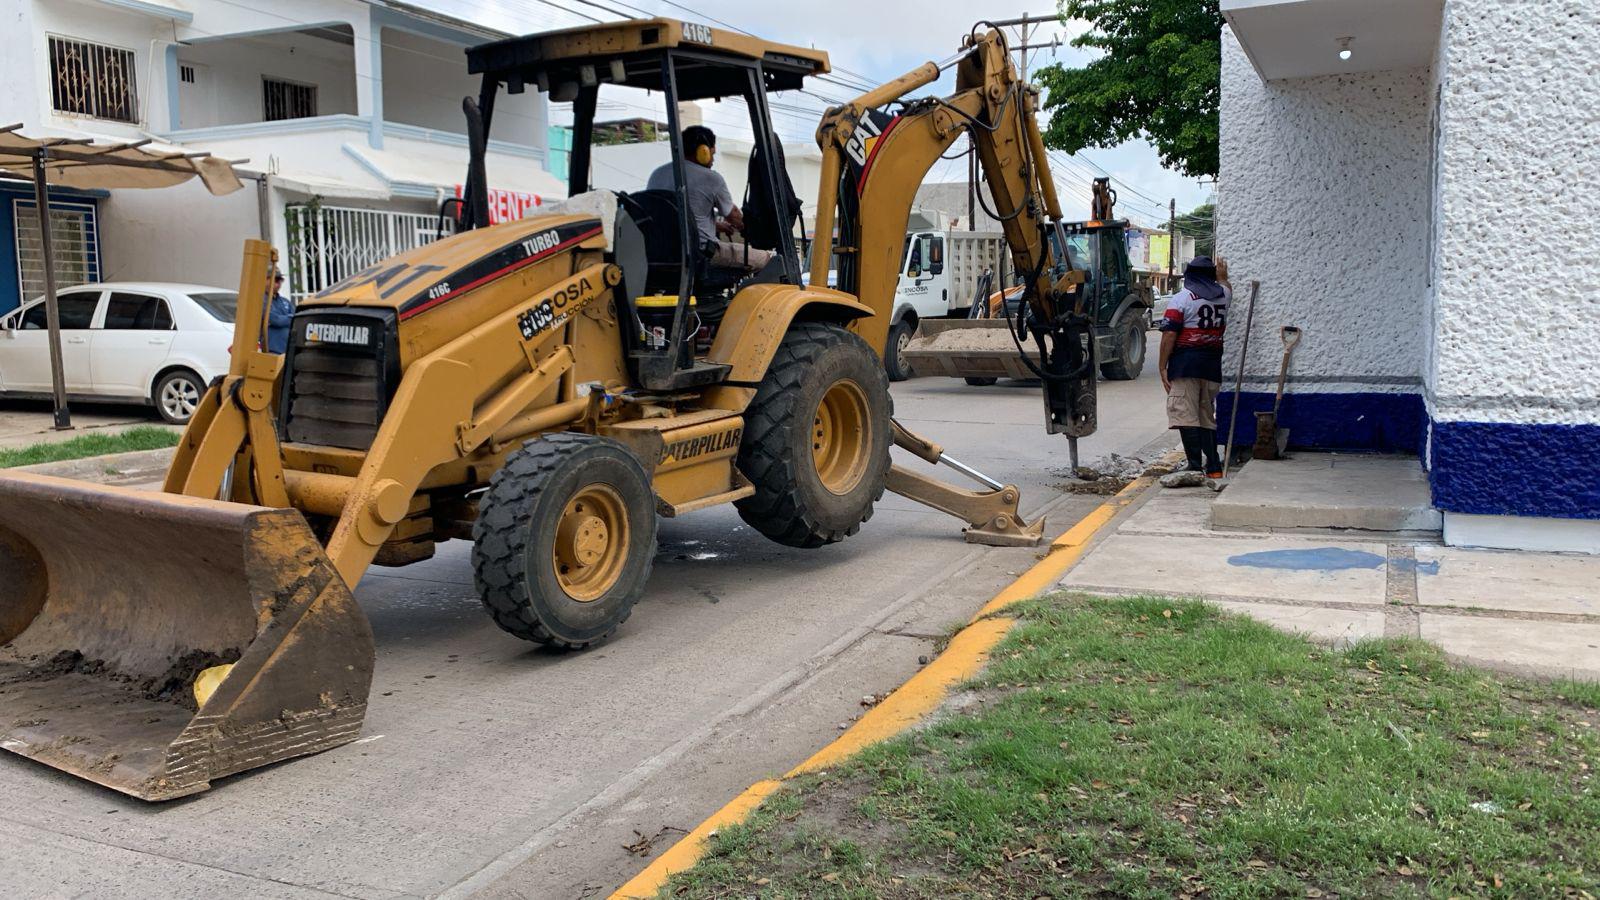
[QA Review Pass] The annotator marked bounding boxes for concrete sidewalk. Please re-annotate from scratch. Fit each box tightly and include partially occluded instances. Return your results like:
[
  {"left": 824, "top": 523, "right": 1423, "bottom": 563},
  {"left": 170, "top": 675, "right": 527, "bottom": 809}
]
[
  {"left": 0, "top": 401, "right": 169, "bottom": 450},
  {"left": 1058, "top": 472, "right": 1600, "bottom": 683}
]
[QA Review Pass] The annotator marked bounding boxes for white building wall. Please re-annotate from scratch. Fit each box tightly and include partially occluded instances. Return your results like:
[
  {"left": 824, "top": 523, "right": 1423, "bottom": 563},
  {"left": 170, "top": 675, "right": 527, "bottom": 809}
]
[
  {"left": 20, "top": 1, "right": 170, "bottom": 140},
  {"left": 176, "top": 31, "right": 360, "bottom": 129},
  {"left": 177, "top": 0, "right": 376, "bottom": 123},
  {"left": 378, "top": 29, "right": 542, "bottom": 146},
  {"left": 97, "top": 177, "right": 263, "bottom": 288},
  {"left": 1427, "top": 0, "right": 1599, "bottom": 429},
  {"left": 1218, "top": 26, "right": 1431, "bottom": 407},
  {"left": 1423, "top": 0, "right": 1600, "bottom": 549},
  {"left": 0, "top": 3, "right": 41, "bottom": 131}
]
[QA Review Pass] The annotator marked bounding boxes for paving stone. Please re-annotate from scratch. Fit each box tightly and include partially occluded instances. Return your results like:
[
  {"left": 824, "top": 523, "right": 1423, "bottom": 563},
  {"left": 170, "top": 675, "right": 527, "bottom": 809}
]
[
  {"left": 1060, "top": 533, "right": 1388, "bottom": 605},
  {"left": 1208, "top": 600, "right": 1386, "bottom": 647},
  {"left": 1211, "top": 454, "right": 1441, "bottom": 532},
  {"left": 1420, "top": 614, "right": 1600, "bottom": 680},
  {"left": 1416, "top": 546, "right": 1600, "bottom": 617}
]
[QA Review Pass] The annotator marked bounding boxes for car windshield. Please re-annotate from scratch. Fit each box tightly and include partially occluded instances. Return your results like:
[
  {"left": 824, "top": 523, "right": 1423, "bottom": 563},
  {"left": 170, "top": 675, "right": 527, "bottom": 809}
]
[{"left": 189, "top": 292, "right": 237, "bottom": 322}]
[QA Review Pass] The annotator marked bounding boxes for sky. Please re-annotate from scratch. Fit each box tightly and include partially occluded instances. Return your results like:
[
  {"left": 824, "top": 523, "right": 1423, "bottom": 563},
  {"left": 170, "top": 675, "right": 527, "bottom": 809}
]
[{"left": 433, "top": 0, "right": 1213, "bottom": 228}]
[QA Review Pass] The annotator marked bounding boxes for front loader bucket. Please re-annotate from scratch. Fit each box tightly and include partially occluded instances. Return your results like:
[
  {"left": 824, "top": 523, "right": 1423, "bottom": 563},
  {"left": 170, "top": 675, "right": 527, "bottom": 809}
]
[
  {"left": 903, "top": 319, "right": 1040, "bottom": 381},
  {"left": 0, "top": 472, "right": 373, "bottom": 801}
]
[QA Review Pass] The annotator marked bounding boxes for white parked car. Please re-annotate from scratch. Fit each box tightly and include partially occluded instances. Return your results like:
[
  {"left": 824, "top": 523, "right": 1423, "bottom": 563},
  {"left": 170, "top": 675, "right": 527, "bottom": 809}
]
[{"left": 0, "top": 283, "right": 237, "bottom": 424}]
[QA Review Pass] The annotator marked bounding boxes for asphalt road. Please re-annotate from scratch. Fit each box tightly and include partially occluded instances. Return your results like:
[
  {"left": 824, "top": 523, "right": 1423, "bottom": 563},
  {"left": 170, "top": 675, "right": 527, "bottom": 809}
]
[{"left": 0, "top": 365, "right": 1168, "bottom": 899}]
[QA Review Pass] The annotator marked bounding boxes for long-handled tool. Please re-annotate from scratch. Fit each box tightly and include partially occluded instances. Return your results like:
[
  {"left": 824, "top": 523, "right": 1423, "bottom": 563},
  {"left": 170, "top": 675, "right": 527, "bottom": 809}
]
[
  {"left": 1252, "top": 325, "right": 1302, "bottom": 460},
  {"left": 1215, "top": 280, "right": 1259, "bottom": 486}
]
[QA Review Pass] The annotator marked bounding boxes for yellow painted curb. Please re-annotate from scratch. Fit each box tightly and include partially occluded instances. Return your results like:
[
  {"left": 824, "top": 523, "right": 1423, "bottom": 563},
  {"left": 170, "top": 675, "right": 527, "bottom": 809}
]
[
  {"left": 608, "top": 474, "right": 1154, "bottom": 899},
  {"left": 970, "top": 474, "right": 1153, "bottom": 621}
]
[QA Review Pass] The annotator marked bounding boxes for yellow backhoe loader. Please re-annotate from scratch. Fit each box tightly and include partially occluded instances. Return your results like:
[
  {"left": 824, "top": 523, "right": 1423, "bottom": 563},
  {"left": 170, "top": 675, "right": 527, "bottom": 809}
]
[{"left": 0, "top": 19, "right": 1092, "bottom": 800}]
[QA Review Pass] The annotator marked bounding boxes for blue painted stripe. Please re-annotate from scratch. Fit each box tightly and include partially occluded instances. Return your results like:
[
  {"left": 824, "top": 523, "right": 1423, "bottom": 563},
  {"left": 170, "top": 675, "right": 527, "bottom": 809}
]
[
  {"left": 1216, "top": 391, "right": 1426, "bottom": 454},
  {"left": 1430, "top": 420, "right": 1600, "bottom": 520}
]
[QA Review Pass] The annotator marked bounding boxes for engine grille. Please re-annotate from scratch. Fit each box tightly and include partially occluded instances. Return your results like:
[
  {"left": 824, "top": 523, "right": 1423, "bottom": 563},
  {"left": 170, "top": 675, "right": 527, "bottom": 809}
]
[{"left": 282, "top": 310, "right": 398, "bottom": 451}]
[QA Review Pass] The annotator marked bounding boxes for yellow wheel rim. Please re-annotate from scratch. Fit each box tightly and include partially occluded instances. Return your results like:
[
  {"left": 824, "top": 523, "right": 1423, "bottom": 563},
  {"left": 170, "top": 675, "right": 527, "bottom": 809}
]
[
  {"left": 811, "top": 379, "right": 871, "bottom": 495},
  {"left": 552, "top": 484, "right": 629, "bottom": 602}
]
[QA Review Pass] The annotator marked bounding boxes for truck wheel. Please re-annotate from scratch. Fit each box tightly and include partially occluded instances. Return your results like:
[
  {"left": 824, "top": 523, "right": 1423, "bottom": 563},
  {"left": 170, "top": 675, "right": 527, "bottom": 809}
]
[
  {"left": 736, "top": 322, "right": 891, "bottom": 548},
  {"left": 884, "top": 318, "right": 915, "bottom": 382},
  {"left": 473, "top": 433, "right": 656, "bottom": 649},
  {"left": 1100, "top": 316, "right": 1146, "bottom": 381}
]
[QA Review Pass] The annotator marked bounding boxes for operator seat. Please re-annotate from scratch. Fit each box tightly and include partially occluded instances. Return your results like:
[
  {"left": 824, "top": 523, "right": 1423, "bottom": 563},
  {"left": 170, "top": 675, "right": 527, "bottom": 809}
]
[
  {"left": 618, "top": 189, "right": 746, "bottom": 299},
  {"left": 617, "top": 189, "right": 688, "bottom": 295}
]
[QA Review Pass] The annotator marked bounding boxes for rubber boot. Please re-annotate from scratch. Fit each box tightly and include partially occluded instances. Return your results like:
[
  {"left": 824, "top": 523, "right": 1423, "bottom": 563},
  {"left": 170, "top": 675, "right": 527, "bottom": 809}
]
[
  {"left": 1201, "top": 427, "right": 1223, "bottom": 476},
  {"left": 1177, "top": 427, "right": 1204, "bottom": 472}
]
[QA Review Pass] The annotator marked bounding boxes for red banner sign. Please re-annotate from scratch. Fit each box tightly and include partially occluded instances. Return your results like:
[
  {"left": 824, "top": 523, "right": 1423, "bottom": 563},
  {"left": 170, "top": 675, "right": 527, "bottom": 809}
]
[{"left": 454, "top": 185, "right": 543, "bottom": 224}]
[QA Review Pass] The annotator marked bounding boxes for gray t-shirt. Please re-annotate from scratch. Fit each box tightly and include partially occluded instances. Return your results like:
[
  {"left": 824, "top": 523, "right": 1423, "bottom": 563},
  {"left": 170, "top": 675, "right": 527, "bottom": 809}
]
[{"left": 646, "top": 161, "right": 734, "bottom": 245}]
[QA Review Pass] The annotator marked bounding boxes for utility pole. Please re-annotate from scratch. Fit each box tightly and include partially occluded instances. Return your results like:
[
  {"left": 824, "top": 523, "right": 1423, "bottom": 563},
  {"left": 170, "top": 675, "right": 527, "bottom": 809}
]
[
  {"left": 1167, "top": 197, "right": 1177, "bottom": 288},
  {"left": 31, "top": 151, "right": 71, "bottom": 430},
  {"left": 1019, "top": 14, "right": 1033, "bottom": 83}
]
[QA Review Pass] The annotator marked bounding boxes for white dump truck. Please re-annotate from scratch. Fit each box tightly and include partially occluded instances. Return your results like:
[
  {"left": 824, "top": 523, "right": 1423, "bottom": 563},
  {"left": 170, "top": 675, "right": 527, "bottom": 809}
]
[{"left": 883, "top": 229, "right": 1009, "bottom": 380}]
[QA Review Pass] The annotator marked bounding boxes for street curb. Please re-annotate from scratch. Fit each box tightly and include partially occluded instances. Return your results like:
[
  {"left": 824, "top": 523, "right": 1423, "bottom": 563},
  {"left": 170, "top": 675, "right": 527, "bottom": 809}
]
[
  {"left": 609, "top": 473, "right": 1159, "bottom": 899},
  {"left": 11, "top": 446, "right": 176, "bottom": 484}
]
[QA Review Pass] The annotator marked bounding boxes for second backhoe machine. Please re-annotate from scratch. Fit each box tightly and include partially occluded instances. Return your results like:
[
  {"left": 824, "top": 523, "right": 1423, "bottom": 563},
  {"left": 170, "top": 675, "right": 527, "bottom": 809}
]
[{"left": 0, "top": 19, "right": 1096, "bottom": 800}]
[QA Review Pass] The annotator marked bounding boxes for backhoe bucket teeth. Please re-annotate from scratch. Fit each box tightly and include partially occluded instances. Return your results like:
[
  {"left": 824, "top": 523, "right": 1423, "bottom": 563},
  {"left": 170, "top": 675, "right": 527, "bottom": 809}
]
[
  {"left": 0, "top": 472, "right": 373, "bottom": 802},
  {"left": 902, "top": 319, "right": 1041, "bottom": 381}
]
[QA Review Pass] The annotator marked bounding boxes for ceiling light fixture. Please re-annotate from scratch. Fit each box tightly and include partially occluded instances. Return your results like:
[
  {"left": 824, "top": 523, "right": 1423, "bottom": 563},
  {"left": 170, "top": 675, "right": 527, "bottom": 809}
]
[{"left": 1338, "top": 37, "right": 1354, "bottom": 61}]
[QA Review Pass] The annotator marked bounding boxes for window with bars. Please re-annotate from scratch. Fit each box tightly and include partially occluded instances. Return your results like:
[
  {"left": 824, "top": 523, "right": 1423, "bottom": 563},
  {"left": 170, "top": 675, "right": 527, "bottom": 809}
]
[
  {"left": 47, "top": 36, "right": 139, "bottom": 123},
  {"left": 14, "top": 200, "right": 101, "bottom": 303},
  {"left": 263, "top": 77, "right": 317, "bottom": 121}
]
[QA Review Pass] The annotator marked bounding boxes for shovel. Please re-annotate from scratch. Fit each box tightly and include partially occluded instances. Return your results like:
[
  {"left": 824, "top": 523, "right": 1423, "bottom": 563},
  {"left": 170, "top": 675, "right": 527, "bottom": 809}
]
[{"left": 1252, "top": 326, "right": 1301, "bottom": 460}]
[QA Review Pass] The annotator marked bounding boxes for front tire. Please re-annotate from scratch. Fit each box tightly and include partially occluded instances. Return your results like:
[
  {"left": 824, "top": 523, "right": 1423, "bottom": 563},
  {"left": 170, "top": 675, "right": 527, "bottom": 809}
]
[
  {"left": 472, "top": 433, "right": 656, "bottom": 649},
  {"left": 153, "top": 369, "right": 204, "bottom": 424},
  {"left": 1099, "top": 315, "right": 1146, "bottom": 381},
  {"left": 884, "top": 318, "right": 915, "bottom": 382},
  {"left": 736, "top": 322, "right": 892, "bottom": 548}
]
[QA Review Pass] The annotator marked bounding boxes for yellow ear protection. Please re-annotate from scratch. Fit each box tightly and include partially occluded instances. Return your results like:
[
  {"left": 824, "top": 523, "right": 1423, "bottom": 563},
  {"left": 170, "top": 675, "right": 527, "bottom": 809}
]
[{"left": 694, "top": 142, "right": 713, "bottom": 166}]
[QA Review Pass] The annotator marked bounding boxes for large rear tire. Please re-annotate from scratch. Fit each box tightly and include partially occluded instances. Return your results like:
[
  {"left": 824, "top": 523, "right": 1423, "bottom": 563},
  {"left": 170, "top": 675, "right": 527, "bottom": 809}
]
[
  {"left": 736, "top": 322, "right": 891, "bottom": 548},
  {"left": 1100, "top": 315, "right": 1146, "bottom": 381},
  {"left": 472, "top": 433, "right": 656, "bottom": 649}
]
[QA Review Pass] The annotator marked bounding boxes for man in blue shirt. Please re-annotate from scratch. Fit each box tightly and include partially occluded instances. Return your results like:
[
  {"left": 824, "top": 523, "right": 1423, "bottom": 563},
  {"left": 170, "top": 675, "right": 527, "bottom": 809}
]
[{"left": 266, "top": 269, "right": 294, "bottom": 354}]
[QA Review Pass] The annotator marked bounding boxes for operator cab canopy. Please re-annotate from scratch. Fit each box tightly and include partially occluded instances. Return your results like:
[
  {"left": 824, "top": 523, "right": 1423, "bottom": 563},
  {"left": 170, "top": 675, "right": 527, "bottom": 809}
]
[{"left": 465, "top": 18, "right": 831, "bottom": 102}]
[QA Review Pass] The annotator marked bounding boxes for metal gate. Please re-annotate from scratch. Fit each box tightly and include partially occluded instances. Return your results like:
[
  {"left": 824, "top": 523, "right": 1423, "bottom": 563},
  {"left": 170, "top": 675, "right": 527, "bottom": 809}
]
[{"left": 285, "top": 204, "right": 449, "bottom": 299}]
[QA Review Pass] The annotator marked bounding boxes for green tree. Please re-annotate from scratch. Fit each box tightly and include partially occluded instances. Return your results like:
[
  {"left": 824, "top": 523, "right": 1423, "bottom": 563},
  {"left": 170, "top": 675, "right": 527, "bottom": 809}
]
[{"left": 1034, "top": 0, "right": 1222, "bottom": 179}]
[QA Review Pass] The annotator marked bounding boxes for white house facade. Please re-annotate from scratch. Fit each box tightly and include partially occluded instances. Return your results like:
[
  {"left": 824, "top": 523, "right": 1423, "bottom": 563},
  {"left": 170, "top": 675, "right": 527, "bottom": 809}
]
[
  {"left": 1, "top": 0, "right": 560, "bottom": 308},
  {"left": 1218, "top": 0, "right": 1599, "bottom": 552}
]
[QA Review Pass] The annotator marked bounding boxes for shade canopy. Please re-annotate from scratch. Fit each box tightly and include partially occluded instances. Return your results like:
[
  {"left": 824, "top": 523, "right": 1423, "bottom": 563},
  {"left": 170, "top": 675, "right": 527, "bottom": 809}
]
[{"left": 0, "top": 127, "right": 244, "bottom": 195}]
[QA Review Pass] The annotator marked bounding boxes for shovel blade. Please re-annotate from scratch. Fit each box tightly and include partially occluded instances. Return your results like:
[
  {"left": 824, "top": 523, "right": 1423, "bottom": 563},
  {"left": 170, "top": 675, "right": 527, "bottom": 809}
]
[{"left": 0, "top": 472, "right": 373, "bottom": 801}]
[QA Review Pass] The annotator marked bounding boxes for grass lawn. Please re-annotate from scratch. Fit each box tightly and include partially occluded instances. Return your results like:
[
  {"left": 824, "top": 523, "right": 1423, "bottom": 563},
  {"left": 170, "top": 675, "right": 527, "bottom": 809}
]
[
  {"left": 667, "top": 594, "right": 1599, "bottom": 898},
  {"left": 0, "top": 425, "right": 179, "bottom": 468}
]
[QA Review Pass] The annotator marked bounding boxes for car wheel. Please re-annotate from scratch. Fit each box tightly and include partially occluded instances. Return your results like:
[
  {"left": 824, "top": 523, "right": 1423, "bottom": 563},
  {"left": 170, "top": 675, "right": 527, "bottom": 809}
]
[{"left": 154, "top": 369, "right": 204, "bottom": 424}]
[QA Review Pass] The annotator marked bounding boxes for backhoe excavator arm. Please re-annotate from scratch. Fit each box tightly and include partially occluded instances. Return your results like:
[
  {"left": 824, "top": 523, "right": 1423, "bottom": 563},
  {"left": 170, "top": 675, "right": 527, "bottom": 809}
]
[
  {"left": 813, "top": 25, "right": 1097, "bottom": 462},
  {"left": 804, "top": 26, "right": 1100, "bottom": 545}
]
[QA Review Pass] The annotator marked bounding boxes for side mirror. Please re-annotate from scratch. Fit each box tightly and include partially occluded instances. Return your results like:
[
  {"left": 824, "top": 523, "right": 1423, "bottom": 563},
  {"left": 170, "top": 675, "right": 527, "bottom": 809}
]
[{"left": 928, "top": 262, "right": 944, "bottom": 276}]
